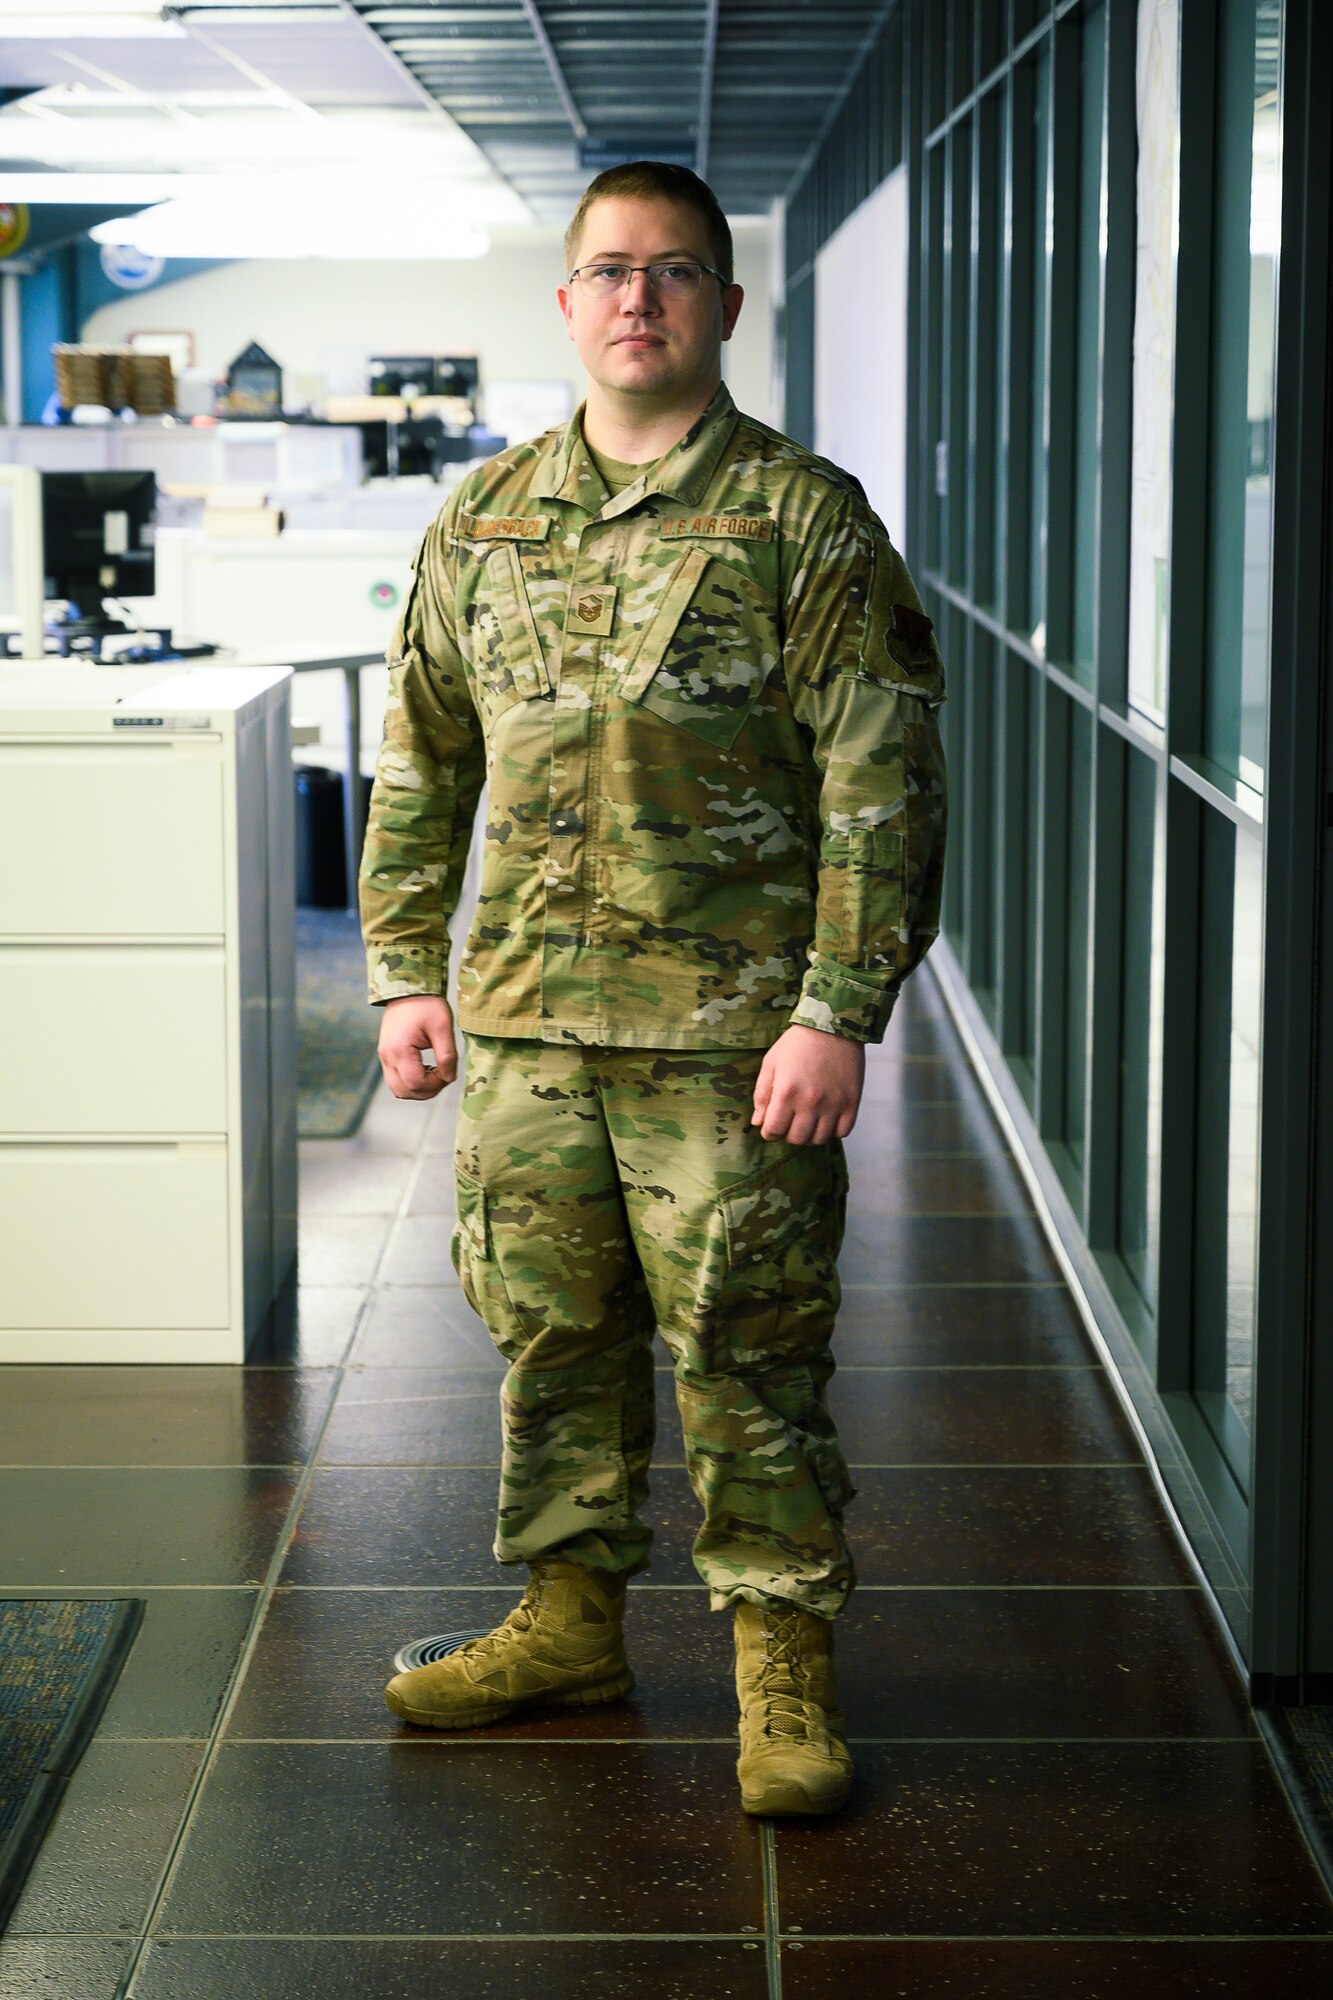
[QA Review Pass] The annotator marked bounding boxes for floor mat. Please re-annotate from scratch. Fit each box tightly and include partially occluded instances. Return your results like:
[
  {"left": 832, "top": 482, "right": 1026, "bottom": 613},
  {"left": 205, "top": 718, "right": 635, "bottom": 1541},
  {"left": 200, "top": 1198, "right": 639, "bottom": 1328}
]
[
  {"left": 0, "top": 1599, "right": 144, "bottom": 1931},
  {"left": 297, "top": 906, "right": 381, "bottom": 1140}
]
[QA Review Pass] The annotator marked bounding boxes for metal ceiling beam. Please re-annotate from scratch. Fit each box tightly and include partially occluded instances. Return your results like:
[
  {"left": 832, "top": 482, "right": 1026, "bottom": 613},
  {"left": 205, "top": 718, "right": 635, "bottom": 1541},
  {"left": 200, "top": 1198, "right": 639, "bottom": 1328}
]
[
  {"left": 516, "top": 0, "right": 588, "bottom": 141},
  {"left": 329, "top": 0, "right": 539, "bottom": 220},
  {"left": 696, "top": 0, "right": 718, "bottom": 180}
]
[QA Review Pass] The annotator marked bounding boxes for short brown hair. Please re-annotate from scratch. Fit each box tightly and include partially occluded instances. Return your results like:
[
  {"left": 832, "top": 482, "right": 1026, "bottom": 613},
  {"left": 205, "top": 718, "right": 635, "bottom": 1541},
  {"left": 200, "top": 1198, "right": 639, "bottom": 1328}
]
[{"left": 564, "top": 161, "right": 734, "bottom": 284}]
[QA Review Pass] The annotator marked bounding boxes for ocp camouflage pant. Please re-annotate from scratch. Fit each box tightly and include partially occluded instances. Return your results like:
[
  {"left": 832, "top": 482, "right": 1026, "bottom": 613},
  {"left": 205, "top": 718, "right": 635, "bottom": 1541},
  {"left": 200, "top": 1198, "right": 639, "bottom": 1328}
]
[{"left": 451, "top": 1035, "right": 857, "bottom": 1620}]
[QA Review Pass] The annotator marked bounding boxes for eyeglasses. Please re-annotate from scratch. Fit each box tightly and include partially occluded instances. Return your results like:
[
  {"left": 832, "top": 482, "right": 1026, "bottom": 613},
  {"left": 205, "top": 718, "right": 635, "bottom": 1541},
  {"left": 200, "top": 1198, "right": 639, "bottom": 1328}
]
[{"left": 566, "top": 260, "right": 729, "bottom": 298}]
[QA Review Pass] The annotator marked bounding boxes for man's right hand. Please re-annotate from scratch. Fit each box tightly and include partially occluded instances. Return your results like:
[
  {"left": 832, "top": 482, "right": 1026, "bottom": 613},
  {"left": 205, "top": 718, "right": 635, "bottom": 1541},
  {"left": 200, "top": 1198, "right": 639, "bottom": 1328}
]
[{"left": 377, "top": 994, "right": 458, "bottom": 1100}]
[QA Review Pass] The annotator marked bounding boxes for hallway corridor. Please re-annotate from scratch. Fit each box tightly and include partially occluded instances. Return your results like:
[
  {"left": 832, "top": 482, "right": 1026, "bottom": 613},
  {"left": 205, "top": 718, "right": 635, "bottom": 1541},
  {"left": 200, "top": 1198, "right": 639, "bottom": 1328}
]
[{"left": 3, "top": 969, "right": 1332, "bottom": 1998}]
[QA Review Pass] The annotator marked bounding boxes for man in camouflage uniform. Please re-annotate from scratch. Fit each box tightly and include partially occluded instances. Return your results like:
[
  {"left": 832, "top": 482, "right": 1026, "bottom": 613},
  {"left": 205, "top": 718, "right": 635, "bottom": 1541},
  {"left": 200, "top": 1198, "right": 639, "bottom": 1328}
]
[{"left": 363, "top": 161, "right": 946, "bottom": 1816}]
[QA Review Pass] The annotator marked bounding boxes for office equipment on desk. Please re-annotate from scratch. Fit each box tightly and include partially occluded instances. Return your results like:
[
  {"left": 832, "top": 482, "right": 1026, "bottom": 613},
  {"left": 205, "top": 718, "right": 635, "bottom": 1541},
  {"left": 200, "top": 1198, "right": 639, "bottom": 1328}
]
[
  {"left": 224, "top": 340, "right": 283, "bottom": 419},
  {"left": 369, "top": 354, "right": 478, "bottom": 411},
  {"left": 40, "top": 469, "right": 173, "bottom": 660},
  {"left": 0, "top": 661, "right": 297, "bottom": 1364}
]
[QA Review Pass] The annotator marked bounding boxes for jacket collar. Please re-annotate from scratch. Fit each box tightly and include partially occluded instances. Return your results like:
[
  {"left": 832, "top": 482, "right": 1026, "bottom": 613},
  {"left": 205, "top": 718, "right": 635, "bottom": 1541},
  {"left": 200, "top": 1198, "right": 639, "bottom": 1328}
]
[{"left": 528, "top": 381, "right": 740, "bottom": 515}]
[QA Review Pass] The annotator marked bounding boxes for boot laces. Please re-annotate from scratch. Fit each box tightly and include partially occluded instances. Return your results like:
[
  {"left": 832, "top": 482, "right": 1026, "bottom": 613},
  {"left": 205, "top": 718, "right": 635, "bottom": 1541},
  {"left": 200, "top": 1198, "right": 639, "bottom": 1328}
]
[
  {"left": 456, "top": 1568, "right": 546, "bottom": 1665},
  {"left": 754, "top": 1604, "right": 811, "bottom": 1740}
]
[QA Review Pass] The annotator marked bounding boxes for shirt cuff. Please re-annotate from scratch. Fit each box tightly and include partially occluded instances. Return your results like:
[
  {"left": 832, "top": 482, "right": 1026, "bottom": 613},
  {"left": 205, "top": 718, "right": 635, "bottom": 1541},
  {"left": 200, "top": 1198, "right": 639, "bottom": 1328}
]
[
  {"left": 366, "top": 943, "right": 449, "bottom": 1006},
  {"left": 789, "top": 959, "right": 898, "bottom": 1043}
]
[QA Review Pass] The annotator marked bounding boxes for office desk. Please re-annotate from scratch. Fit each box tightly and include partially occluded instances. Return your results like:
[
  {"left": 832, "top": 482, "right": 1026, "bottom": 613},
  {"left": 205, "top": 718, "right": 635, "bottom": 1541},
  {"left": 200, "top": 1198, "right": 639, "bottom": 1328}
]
[{"left": 214, "top": 643, "right": 381, "bottom": 910}]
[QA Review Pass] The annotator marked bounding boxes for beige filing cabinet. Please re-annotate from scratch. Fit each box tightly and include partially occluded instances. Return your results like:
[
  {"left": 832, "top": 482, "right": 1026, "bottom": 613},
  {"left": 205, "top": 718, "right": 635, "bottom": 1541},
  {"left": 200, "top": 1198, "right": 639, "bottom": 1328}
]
[{"left": 0, "top": 662, "right": 297, "bottom": 1361}]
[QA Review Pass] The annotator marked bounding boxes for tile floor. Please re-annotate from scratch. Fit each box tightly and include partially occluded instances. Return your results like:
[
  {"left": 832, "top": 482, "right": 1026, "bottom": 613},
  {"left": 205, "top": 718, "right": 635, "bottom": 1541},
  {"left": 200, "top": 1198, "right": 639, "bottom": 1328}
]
[{"left": 2, "top": 970, "right": 1331, "bottom": 1999}]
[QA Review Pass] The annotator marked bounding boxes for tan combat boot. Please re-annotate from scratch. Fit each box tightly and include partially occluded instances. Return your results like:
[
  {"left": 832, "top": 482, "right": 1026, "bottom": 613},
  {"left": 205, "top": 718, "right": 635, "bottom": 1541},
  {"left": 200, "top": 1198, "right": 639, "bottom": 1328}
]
[
  {"left": 384, "top": 1558, "right": 633, "bottom": 1729},
  {"left": 734, "top": 1598, "right": 854, "bottom": 1815}
]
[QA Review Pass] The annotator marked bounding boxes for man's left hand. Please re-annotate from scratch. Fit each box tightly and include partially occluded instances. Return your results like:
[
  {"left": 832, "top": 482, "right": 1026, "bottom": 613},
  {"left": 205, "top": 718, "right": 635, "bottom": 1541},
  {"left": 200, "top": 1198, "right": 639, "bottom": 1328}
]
[{"left": 751, "top": 1024, "right": 865, "bottom": 1145}]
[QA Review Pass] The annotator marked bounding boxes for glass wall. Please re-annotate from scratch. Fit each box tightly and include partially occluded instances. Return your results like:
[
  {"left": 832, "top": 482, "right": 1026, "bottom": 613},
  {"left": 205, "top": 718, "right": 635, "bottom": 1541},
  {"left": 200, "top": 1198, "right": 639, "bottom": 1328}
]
[{"left": 897, "top": 0, "right": 1283, "bottom": 1638}]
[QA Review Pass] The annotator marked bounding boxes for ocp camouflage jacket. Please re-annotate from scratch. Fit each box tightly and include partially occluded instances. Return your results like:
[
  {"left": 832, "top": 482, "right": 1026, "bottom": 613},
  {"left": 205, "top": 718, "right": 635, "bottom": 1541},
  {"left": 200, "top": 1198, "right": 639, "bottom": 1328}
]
[{"left": 360, "top": 382, "right": 947, "bottom": 1048}]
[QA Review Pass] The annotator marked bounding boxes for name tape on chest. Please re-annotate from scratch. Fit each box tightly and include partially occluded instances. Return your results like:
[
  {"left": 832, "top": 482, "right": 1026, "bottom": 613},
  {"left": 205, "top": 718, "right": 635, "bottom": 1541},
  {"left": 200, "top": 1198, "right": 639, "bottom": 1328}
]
[
  {"left": 456, "top": 514, "right": 552, "bottom": 541},
  {"left": 657, "top": 512, "right": 775, "bottom": 543}
]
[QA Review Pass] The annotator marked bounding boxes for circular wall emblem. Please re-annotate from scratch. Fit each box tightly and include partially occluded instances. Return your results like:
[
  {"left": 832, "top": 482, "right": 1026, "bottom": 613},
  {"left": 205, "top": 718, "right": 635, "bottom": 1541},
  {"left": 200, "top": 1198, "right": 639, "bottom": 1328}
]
[
  {"left": 369, "top": 581, "right": 400, "bottom": 610},
  {"left": 0, "top": 204, "right": 30, "bottom": 259},
  {"left": 99, "top": 242, "right": 165, "bottom": 291}
]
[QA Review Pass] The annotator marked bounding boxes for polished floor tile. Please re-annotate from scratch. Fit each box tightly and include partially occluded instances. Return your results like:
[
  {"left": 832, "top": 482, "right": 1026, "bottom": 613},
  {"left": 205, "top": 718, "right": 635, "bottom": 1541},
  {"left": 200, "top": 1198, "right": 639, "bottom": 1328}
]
[
  {"left": 825, "top": 1365, "right": 1139, "bottom": 1465},
  {"left": 843, "top": 1465, "right": 1198, "bottom": 1587},
  {"left": 296, "top": 1213, "right": 395, "bottom": 1287},
  {"left": 0, "top": 1935, "right": 133, "bottom": 1997},
  {"left": 378, "top": 1216, "right": 462, "bottom": 1286},
  {"left": 226, "top": 1585, "right": 735, "bottom": 1742},
  {"left": 348, "top": 1286, "right": 500, "bottom": 1369},
  {"left": 0, "top": 1468, "right": 297, "bottom": 1586},
  {"left": 777, "top": 1940, "right": 1333, "bottom": 1996},
  {"left": 323, "top": 1361, "right": 680, "bottom": 1465},
  {"left": 8, "top": 963, "right": 1328, "bottom": 1987},
  {"left": 280, "top": 1462, "right": 1196, "bottom": 1591},
  {"left": 5, "top": 1741, "right": 203, "bottom": 1936},
  {"left": 838, "top": 1212, "right": 1061, "bottom": 1285},
  {"left": 829, "top": 1285, "right": 1093, "bottom": 1365},
  {"left": 829, "top": 1588, "right": 1254, "bottom": 1739},
  {"left": 846, "top": 1095, "right": 1007, "bottom": 1155},
  {"left": 97, "top": 1588, "right": 257, "bottom": 1739},
  {"left": 132, "top": 1938, "right": 770, "bottom": 1999},
  {"left": 843, "top": 1150, "right": 1034, "bottom": 1216},
  {"left": 0, "top": 1367, "right": 336, "bottom": 1467},
  {"left": 297, "top": 1142, "right": 416, "bottom": 1214},
  {"left": 250, "top": 1285, "right": 367, "bottom": 1367},
  {"left": 158, "top": 1743, "right": 764, "bottom": 1936},
  {"left": 279, "top": 1466, "right": 527, "bottom": 1587},
  {"left": 859, "top": 1053, "right": 963, "bottom": 1102},
  {"left": 355, "top": 1085, "right": 447, "bottom": 1155},
  {"left": 405, "top": 1151, "right": 462, "bottom": 1215},
  {"left": 318, "top": 1368, "right": 504, "bottom": 1465},
  {"left": 771, "top": 1742, "right": 1333, "bottom": 1936}
]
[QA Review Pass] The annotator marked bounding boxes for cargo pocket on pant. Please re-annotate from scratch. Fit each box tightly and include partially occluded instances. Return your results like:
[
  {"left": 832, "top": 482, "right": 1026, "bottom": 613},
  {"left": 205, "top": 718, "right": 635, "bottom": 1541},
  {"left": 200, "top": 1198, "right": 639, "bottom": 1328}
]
[
  {"left": 451, "top": 1168, "right": 490, "bottom": 1319},
  {"left": 705, "top": 1152, "right": 824, "bottom": 1366},
  {"left": 808, "top": 1427, "right": 857, "bottom": 1517}
]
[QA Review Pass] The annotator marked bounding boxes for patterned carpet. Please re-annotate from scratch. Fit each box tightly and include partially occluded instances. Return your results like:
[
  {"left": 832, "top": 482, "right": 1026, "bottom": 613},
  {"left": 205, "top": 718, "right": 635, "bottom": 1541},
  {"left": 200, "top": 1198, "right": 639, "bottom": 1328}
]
[
  {"left": 0, "top": 1599, "right": 143, "bottom": 1928},
  {"left": 297, "top": 907, "right": 381, "bottom": 1140}
]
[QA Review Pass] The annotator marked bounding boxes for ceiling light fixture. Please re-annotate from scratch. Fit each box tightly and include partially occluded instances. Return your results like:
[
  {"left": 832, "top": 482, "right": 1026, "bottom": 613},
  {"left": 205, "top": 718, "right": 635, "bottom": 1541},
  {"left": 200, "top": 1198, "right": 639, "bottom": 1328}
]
[
  {"left": 0, "top": 3, "right": 187, "bottom": 36},
  {"left": 91, "top": 182, "right": 491, "bottom": 260}
]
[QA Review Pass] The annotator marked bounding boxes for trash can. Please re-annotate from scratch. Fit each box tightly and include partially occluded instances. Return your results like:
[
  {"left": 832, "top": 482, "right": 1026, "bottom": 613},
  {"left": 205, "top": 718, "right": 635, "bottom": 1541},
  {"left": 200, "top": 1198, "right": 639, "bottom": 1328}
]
[{"left": 294, "top": 764, "right": 373, "bottom": 906}]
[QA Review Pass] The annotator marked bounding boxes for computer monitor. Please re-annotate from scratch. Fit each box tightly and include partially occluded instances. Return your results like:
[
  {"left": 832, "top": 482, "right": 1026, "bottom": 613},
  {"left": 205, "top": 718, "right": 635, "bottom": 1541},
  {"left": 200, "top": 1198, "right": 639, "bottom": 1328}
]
[{"left": 41, "top": 471, "right": 157, "bottom": 613}]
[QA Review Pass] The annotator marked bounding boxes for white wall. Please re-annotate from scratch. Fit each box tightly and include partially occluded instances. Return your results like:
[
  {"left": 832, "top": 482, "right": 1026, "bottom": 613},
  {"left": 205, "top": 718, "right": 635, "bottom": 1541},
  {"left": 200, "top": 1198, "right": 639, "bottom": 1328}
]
[
  {"left": 813, "top": 170, "right": 908, "bottom": 545},
  {"left": 83, "top": 221, "right": 773, "bottom": 443}
]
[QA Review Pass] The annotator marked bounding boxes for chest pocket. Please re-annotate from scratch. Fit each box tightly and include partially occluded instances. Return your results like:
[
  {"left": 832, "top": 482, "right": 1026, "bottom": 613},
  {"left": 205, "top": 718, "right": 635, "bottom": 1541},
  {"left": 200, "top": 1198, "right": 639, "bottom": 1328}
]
[
  {"left": 617, "top": 545, "right": 780, "bottom": 749},
  {"left": 458, "top": 540, "right": 552, "bottom": 721}
]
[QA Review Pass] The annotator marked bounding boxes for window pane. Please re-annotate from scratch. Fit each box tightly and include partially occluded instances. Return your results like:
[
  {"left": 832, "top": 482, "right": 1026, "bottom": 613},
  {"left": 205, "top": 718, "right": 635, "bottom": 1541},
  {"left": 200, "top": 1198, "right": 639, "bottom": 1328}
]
[
  {"left": 938, "top": 598, "right": 966, "bottom": 944},
  {"left": 1127, "top": 0, "right": 1178, "bottom": 723},
  {"left": 952, "top": 0, "right": 976, "bottom": 106},
  {"left": 925, "top": 142, "right": 947, "bottom": 572},
  {"left": 1072, "top": 1, "right": 1108, "bottom": 681},
  {"left": 1203, "top": 0, "right": 1282, "bottom": 789},
  {"left": 1192, "top": 814, "right": 1262, "bottom": 1489},
  {"left": 1000, "top": 650, "right": 1041, "bottom": 1092},
  {"left": 968, "top": 628, "right": 998, "bottom": 1008},
  {"left": 979, "top": 0, "right": 1006, "bottom": 77},
  {"left": 973, "top": 89, "right": 1003, "bottom": 611},
  {"left": 993, "top": 81, "right": 1011, "bottom": 606},
  {"left": 1027, "top": 43, "right": 1052, "bottom": 645},
  {"left": 1043, "top": 687, "right": 1092, "bottom": 1177},
  {"left": 948, "top": 120, "right": 973, "bottom": 585},
  {"left": 1116, "top": 746, "right": 1162, "bottom": 1306}
]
